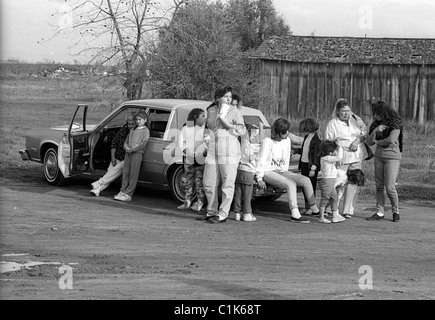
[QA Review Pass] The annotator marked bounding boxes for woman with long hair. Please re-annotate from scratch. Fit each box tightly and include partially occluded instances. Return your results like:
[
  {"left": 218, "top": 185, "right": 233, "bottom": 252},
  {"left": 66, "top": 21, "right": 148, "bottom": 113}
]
[
  {"left": 256, "top": 118, "right": 320, "bottom": 223},
  {"left": 366, "top": 101, "right": 403, "bottom": 222}
]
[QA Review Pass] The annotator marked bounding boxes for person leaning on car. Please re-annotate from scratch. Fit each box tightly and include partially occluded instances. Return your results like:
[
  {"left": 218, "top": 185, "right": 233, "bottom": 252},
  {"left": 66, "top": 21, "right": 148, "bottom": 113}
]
[{"left": 90, "top": 113, "right": 136, "bottom": 196}]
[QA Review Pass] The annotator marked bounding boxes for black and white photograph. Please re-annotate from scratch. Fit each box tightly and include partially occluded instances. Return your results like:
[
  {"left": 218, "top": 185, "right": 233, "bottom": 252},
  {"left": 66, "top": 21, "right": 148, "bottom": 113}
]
[{"left": 0, "top": 0, "right": 434, "bottom": 305}]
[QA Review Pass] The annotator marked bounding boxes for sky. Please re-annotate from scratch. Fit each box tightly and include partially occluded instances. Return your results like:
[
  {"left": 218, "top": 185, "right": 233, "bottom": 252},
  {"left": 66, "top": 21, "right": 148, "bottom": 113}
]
[{"left": 1, "top": 0, "right": 435, "bottom": 64}]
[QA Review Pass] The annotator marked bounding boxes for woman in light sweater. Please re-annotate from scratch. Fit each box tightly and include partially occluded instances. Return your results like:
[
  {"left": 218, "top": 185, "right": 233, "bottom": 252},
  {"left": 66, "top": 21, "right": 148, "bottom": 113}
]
[
  {"left": 200, "top": 86, "right": 246, "bottom": 224},
  {"left": 366, "top": 101, "right": 403, "bottom": 222},
  {"left": 256, "top": 118, "right": 319, "bottom": 223}
]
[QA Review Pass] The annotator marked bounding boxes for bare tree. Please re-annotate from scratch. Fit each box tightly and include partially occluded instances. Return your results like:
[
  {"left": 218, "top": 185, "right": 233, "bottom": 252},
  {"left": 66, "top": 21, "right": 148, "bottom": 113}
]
[{"left": 50, "top": 0, "right": 186, "bottom": 100}]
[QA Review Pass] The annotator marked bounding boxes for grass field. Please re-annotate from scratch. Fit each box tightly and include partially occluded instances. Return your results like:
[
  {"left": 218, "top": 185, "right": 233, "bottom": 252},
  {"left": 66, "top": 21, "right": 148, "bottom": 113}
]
[{"left": 1, "top": 76, "right": 434, "bottom": 201}]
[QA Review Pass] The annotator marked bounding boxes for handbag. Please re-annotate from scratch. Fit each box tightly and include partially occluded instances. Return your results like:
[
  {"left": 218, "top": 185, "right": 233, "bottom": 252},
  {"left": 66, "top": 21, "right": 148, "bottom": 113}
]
[{"left": 363, "top": 142, "right": 374, "bottom": 161}]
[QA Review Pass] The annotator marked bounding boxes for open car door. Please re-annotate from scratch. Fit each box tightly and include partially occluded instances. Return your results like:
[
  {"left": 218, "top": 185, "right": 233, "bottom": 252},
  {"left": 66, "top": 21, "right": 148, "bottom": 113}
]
[{"left": 58, "top": 104, "right": 89, "bottom": 178}]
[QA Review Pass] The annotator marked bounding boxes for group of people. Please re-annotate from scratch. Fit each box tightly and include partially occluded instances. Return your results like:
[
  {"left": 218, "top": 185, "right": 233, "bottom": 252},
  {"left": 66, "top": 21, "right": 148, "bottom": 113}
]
[
  {"left": 177, "top": 86, "right": 404, "bottom": 225},
  {"left": 89, "top": 84, "right": 404, "bottom": 225}
]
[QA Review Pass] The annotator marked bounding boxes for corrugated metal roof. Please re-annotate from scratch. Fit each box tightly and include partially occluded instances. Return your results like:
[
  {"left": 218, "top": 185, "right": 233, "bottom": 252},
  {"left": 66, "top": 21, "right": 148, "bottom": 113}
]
[{"left": 250, "top": 35, "right": 435, "bottom": 65}]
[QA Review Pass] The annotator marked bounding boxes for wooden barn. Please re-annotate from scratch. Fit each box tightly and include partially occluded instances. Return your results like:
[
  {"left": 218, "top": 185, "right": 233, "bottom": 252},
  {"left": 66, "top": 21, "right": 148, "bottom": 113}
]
[{"left": 250, "top": 35, "right": 435, "bottom": 123}]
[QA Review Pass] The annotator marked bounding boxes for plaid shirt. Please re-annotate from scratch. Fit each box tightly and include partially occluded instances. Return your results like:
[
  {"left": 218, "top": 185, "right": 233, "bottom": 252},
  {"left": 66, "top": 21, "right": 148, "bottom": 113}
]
[{"left": 110, "top": 124, "right": 131, "bottom": 161}]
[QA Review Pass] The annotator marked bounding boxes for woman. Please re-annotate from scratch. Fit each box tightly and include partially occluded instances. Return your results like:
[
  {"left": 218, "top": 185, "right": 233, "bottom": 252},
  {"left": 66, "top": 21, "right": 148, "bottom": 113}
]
[
  {"left": 366, "top": 101, "right": 403, "bottom": 222},
  {"left": 324, "top": 98, "right": 368, "bottom": 218},
  {"left": 199, "top": 85, "right": 246, "bottom": 224},
  {"left": 256, "top": 118, "right": 320, "bottom": 223},
  {"left": 90, "top": 113, "right": 136, "bottom": 197}
]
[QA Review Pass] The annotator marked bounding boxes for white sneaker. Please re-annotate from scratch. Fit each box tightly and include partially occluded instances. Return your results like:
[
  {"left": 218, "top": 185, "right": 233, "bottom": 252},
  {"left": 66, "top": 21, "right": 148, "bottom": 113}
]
[
  {"left": 90, "top": 189, "right": 100, "bottom": 197},
  {"left": 177, "top": 200, "right": 191, "bottom": 210},
  {"left": 91, "top": 181, "right": 100, "bottom": 190},
  {"left": 235, "top": 213, "right": 242, "bottom": 221},
  {"left": 190, "top": 201, "right": 203, "bottom": 212},
  {"left": 318, "top": 218, "right": 331, "bottom": 224},
  {"left": 243, "top": 214, "right": 257, "bottom": 222},
  {"left": 119, "top": 193, "right": 132, "bottom": 202},
  {"left": 332, "top": 215, "right": 346, "bottom": 223},
  {"left": 114, "top": 192, "right": 125, "bottom": 200}
]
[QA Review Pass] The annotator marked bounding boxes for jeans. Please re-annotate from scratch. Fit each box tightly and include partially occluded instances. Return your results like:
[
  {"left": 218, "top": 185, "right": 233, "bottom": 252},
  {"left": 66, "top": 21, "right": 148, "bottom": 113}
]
[
  {"left": 203, "top": 155, "right": 239, "bottom": 219},
  {"left": 263, "top": 171, "right": 316, "bottom": 218},
  {"left": 299, "top": 161, "right": 318, "bottom": 209},
  {"left": 233, "top": 170, "right": 255, "bottom": 215},
  {"left": 374, "top": 157, "right": 400, "bottom": 214}
]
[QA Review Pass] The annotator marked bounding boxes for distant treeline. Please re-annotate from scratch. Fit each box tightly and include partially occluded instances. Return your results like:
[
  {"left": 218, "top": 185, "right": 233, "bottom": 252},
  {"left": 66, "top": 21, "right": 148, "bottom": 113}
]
[{"left": 0, "top": 62, "right": 113, "bottom": 78}]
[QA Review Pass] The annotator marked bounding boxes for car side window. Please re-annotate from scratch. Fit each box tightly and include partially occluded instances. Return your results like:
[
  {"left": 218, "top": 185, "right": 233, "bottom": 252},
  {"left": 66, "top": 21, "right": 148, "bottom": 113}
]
[
  {"left": 243, "top": 115, "right": 264, "bottom": 144},
  {"left": 148, "top": 109, "right": 171, "bottom": 139},
  {"left": 105, "top": 108, "right": 139, "bottom": 128}
]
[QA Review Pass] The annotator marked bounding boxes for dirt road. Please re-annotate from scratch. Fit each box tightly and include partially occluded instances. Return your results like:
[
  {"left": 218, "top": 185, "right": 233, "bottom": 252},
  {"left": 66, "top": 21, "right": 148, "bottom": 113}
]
[{"left": 1, "top": 174, "right": 434, "bottom": 301}]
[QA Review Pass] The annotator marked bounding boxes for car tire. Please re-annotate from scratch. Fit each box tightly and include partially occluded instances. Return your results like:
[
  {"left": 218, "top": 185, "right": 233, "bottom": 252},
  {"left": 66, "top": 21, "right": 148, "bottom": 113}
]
[
  {"left": 169, "top": 165, "right": 197, "bottom": 203},
  {"left": 43, "top": 147, "right": 68, "bottom": 186}
]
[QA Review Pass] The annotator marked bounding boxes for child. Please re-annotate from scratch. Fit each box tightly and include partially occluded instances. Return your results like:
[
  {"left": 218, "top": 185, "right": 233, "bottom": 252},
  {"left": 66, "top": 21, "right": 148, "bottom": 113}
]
[
  {"left": 177, "top": 108, "right": 207, "bottom": 212},
  {"left": 231, "top": 94, "right": 242, "bottom": 109},
  {"left": 233, "top": 123, "right": 257, "bottom": 222},
  {"left": 317, "top": 140, "right": 346, "bottom": 223},
  {"left": 298, "top": 118, "right": 321, "bottom": 215},
  {"left": 114, "top": 110, "right": 150, "bottom": 202}
]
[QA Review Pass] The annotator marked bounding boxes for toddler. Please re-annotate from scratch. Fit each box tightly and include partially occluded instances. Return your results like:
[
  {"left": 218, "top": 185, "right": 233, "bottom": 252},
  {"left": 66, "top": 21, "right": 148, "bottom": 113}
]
[{"left": 317, "top": 140, "right": 346, "bottom": 223}]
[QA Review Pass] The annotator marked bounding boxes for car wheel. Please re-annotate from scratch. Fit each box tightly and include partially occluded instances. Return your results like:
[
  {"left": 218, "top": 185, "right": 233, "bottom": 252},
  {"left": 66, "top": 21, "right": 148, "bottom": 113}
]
[
  {"left": 169, "top": 165, "right": 197, "bottom": 203},
  {"left": 43, "top": 147, "right": 67, "bottom": 186}
]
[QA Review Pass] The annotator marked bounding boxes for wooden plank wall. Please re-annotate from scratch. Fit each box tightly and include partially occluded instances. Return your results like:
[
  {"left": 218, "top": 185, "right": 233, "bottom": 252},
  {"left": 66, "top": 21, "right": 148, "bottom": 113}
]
[{"left": 258, "top": 61, "right": 435, "bottom": 123}]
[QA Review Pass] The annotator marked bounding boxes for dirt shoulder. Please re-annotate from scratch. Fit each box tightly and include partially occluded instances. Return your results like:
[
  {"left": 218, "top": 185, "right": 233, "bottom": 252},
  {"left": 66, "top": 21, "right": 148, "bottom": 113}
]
[{"left": 1, "top": 174, "right": 434, "bottom": 301}]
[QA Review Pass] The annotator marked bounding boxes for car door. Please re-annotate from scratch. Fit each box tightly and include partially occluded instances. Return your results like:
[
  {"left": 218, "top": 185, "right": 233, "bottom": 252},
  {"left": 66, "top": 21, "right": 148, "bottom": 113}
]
[{"left": 58, "top": 104, "right": 90, "bottom": 177}]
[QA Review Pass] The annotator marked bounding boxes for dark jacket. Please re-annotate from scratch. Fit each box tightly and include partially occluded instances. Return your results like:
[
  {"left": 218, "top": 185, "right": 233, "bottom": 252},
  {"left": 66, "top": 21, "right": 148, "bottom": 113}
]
[{"left": 298, "top": 133, "right": 321, "bottom": 171}]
